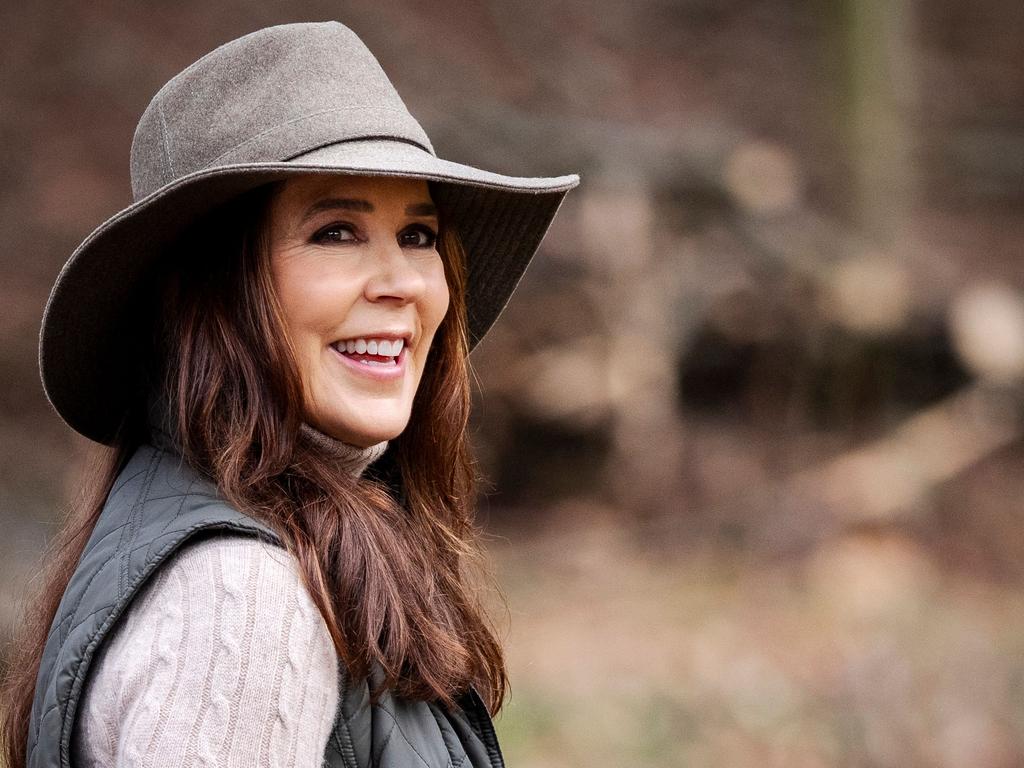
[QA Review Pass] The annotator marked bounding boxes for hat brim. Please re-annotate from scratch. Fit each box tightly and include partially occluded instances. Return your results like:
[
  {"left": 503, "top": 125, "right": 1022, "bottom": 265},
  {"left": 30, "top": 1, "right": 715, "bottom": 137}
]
[{"left": 39, "top": 139, "right": 579, "bottom": 444}]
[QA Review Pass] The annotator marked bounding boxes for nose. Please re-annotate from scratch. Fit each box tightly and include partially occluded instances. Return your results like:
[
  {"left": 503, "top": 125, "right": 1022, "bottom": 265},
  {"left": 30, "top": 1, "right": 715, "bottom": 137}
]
[{"left": 363, "top": 239, "right": 427, "bottom": 305}]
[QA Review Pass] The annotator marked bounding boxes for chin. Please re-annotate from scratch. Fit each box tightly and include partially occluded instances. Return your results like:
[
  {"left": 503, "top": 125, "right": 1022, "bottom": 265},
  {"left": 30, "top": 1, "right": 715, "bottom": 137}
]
[{"left": 318, "top": 411, "right": 409, "bottom": 447}]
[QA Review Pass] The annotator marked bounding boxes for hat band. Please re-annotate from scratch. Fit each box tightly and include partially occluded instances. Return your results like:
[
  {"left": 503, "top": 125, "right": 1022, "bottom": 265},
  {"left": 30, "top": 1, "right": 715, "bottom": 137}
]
[{"left": 284, "top": 135, "right": 435, "bottom": 163}]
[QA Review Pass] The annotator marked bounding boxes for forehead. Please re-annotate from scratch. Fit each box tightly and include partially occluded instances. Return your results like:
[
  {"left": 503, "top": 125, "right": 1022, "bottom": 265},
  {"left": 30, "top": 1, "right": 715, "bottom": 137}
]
[{"left": 272, "top": 174, "right": 433, "bottom": 215}]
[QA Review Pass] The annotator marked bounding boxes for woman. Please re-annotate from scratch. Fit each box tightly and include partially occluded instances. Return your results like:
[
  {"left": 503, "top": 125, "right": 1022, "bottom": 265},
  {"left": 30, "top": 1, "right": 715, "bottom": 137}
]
[{"left": 1, "top": 21, "right": 578, "bottom": 768}]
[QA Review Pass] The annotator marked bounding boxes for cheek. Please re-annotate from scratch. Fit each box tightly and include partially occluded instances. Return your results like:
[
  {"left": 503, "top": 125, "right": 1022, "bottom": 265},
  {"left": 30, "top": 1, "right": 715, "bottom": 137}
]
[
  {"left": 271, "top": 258, "right": 308, "bottom": 333},
  {"left": 424, "top": 263, "right": 451, "bottom": 334},
  {"left": 273, "top": 258, "right": 343, "bottom": 340}
]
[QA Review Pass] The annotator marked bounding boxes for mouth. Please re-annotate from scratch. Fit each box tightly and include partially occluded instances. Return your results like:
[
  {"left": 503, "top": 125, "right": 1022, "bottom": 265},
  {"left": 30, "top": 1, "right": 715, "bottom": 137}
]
[{"left": 329, "top": 334, "right": 409, "bottom": 369}]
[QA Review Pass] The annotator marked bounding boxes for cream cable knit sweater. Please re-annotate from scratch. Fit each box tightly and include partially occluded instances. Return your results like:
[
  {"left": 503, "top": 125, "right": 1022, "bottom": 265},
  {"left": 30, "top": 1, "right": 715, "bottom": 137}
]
[{"left": 71, "top": 428, "right": 388, "bottom": 767}]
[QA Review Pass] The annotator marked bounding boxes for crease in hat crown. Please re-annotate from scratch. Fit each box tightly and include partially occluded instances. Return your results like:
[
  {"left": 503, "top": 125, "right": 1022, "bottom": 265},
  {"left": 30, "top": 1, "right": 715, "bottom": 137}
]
[{"left": 130, "top": 21, "right": 435, "bottom": 202}]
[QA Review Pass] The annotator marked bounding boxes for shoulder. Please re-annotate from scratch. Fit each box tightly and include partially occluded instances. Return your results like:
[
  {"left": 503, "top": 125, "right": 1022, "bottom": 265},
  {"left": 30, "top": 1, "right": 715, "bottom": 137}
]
[
  {"left": 75, "top": 536, "right": 340, "bottom": 767},
  {"left": 117, "top": 535, "right": 319, "bottom": 633},
  {"left": 140, "top": 535, "right": 311, "bottom": 606}
]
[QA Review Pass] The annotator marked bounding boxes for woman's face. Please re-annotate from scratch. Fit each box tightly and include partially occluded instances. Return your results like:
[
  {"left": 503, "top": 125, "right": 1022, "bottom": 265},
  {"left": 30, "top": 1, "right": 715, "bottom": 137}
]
[{"left": 268, "top": 175, "right": 450, "bottom": 447}]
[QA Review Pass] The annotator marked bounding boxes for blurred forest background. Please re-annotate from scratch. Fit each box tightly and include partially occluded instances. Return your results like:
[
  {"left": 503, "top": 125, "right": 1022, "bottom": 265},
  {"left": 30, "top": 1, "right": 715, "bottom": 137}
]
[{"left": 2, "top": 0, "right": 1024, "bottom": 766}]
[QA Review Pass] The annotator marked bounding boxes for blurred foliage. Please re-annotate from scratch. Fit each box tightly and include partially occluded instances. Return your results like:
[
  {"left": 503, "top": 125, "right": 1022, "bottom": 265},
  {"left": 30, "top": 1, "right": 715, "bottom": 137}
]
[{"left": 2, "top": 0, "right": 1024, "bottom": 765}]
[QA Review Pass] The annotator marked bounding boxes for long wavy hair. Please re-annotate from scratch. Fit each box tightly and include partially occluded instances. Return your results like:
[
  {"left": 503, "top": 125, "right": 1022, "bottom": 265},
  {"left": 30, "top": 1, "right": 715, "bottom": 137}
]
[{"left": 1, "top": 180, "right": 507, "bottom": 768}]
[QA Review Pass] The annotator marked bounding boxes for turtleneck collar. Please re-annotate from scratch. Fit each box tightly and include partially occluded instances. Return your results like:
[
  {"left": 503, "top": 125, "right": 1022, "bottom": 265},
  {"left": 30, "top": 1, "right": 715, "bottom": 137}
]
[{"left": 297, "top": 422, "right": 388, "bottom": 478}]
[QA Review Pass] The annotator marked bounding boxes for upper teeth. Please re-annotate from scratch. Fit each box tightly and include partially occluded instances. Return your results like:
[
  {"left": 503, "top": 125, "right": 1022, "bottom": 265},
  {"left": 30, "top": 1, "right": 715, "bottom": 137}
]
[{"left": 339, "top": 338, "right": 405, "bottom": 357}]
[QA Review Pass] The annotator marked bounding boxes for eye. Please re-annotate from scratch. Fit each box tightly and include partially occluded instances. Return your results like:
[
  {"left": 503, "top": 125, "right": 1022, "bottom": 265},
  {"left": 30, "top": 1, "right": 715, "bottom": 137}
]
[
  {"left": 398, "top": 224, "right": 437, "bottom": 249},
  {"left": 312, "top": 222, "right": 358, "bottom": 244}
]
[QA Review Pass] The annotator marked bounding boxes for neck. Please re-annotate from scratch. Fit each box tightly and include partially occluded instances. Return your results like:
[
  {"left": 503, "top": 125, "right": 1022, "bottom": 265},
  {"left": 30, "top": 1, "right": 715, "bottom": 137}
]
[{"left": 298, "top": 422, "right": 388, "bottom": 478}]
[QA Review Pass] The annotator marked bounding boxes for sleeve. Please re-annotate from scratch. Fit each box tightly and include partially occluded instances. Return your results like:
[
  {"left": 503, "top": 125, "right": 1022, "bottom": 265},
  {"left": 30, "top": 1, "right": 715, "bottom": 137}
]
[{"left": 72, "top": 536, "right": 340, "bottom": 768}]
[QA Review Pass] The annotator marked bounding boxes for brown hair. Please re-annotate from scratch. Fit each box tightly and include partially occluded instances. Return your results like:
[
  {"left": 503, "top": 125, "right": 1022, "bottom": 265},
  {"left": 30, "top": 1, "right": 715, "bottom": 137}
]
[{"left": 1, "top": 180, "right": 507, "bottom": 767}]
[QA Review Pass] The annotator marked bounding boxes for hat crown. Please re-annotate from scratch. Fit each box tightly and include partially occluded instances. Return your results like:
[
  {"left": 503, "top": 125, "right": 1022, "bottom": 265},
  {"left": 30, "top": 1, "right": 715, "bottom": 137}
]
[{"left": 129, "top": 21, "right": 434, "bottom": 202}]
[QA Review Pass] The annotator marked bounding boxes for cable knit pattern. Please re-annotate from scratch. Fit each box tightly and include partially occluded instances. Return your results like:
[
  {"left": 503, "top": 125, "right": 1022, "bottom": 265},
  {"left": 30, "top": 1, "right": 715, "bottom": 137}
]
[
  {"left": 72, "top": 538, "right": 339, "bottom": 768},
  {"left": 72, "top": 425, "right": 387, "bottom": 767}
]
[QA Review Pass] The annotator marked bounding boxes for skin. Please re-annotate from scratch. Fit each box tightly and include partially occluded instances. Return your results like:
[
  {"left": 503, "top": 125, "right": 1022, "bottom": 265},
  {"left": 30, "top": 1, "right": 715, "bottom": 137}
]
[{"left": 268, "top": 175, "right": 450, "bottom": 447}]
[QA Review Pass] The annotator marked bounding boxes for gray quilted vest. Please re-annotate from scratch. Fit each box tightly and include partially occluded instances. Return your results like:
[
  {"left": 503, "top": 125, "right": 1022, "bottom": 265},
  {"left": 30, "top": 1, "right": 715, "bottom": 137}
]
[{"left": 26, "top": 436, "right": 506, "bottom": 768}]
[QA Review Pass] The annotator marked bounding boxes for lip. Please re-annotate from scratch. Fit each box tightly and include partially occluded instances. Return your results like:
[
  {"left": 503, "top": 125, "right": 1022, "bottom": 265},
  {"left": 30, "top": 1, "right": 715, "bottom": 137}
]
[{"left": 329, "top": 343, "right": 408, "bottom": 381}]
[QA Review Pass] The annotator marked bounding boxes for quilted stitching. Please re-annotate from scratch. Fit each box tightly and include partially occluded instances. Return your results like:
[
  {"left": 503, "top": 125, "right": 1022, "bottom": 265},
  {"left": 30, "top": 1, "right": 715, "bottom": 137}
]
[
  {"left": 330, "top": 664, "right": 363, "bottom": 768},
  {"left": 107, "top": 467, "right": 149, "bottom": 497},
  {"left": 374, "top": 705, "right": 436, "bottom": 768},
  {"left": 117, "top": 448, "right": 160, "bottom": 597},
  {"left": 427, "top": 702, "right": 471, "bottom": 768}
]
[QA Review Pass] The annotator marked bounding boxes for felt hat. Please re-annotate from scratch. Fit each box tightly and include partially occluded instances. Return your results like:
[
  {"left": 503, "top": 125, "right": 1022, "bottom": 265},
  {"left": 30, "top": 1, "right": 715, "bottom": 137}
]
[{"left": 38, "top": 21, "right": 579, "bottom": 444}]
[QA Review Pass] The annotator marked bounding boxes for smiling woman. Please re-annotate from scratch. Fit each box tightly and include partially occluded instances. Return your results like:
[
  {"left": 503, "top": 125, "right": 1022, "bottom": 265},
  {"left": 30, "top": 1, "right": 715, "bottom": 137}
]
[
  {"left": 1, "top": 20, "right": 577, "bottom": 768},
  {"left": 269, "top": 176, "right": 451, "bottom": 448}
]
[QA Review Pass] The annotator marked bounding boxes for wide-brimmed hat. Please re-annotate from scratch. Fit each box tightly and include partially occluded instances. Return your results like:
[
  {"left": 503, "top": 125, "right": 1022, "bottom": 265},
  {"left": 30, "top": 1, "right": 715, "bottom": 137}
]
[{"left": 39, "top": 21, "right": 579, "bottom": 445}]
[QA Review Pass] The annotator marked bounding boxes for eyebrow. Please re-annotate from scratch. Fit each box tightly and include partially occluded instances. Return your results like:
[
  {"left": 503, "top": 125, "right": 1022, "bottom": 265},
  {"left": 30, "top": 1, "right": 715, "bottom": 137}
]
[{"left": 300, "top": 197, "right": 438, "bottom": 224}]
